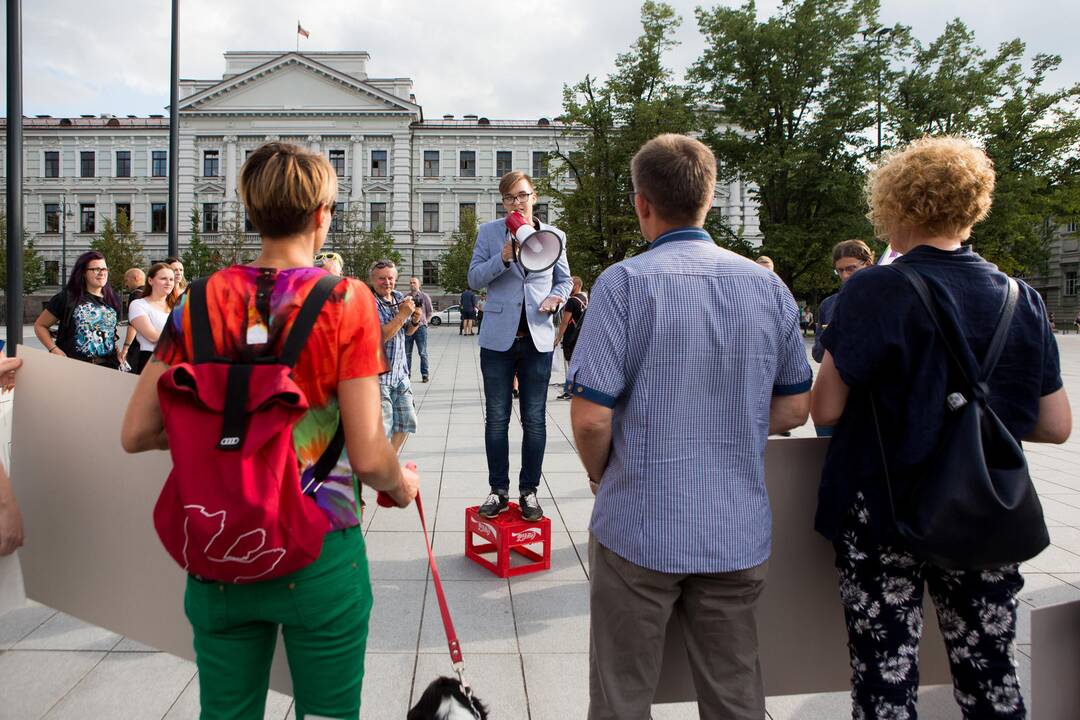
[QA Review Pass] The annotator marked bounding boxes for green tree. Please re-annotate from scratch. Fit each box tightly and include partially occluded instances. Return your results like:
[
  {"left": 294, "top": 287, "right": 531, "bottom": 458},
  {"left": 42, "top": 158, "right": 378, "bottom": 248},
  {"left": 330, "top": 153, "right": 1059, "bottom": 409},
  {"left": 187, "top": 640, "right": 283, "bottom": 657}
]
[
  {"left": 539, "top": 1, "right": 698, "bottom": 285},
  {"left": 90, "top": 213, "right": 144, "bottom": 292},
  {"left": 182, "top": 206, "right": 218, "bottom": 280},
  {"left": 0, "top": 213, "right": 49, "bottom": 293},
  {"left": 438, "top": 208, "right": 478, "bottom": 293},
  {"left": 690, "top": 0, "right": 880, "bottom": 293},
  {"left": 334, "top": 205, "right": 402, "bottom": 281},
  {"left": 208, "top": 203, "right": 251, "bottom": 268}
]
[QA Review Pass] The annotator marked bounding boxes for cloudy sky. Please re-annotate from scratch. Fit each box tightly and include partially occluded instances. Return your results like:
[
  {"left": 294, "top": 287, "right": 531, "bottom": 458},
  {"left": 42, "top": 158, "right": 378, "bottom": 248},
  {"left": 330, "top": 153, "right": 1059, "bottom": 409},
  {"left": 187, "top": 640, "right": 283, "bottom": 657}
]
[{"left": 1, "top": 0, "right": 1077, "bottom": 120}]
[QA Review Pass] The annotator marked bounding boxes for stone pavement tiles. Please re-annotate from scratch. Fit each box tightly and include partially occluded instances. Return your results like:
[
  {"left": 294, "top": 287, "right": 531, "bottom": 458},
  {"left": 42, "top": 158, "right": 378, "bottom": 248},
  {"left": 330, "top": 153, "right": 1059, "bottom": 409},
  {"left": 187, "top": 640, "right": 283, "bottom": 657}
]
[{"left": 1, "top": 331, "right": 1078, "bottom": 719}]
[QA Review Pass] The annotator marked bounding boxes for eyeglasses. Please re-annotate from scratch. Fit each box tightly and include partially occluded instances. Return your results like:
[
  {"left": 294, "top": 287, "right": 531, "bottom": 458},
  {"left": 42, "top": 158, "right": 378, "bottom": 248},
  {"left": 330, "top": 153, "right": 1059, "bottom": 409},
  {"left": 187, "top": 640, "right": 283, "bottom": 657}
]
[
  {"left": 86, "top": 267, "right": 109, "bottom": 275},
  {"left": 502, "top": 191, "right": 533, "bottom": 204},
  {"left": 371, "top": 260, "right": 395, "bottom": 270},
  {"left": 834, "top": 262, "right": 868, "bottom": 277}
]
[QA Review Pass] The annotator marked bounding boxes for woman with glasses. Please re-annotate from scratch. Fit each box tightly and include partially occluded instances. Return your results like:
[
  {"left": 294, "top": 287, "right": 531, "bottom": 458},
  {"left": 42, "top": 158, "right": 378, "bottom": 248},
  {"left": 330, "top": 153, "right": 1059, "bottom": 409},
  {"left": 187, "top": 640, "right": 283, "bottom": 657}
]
[
  {"left": 812, "top": 239, "right": 875, "bottom": 365},
  {"left": 34, "top": 250, "right": 123, "bottom": 368},
  {"left": 122, "top": 142, "right": 418, "bottom": 720},
  {"left": 119, "top": 262, "right": 178, "bottom": 374}
]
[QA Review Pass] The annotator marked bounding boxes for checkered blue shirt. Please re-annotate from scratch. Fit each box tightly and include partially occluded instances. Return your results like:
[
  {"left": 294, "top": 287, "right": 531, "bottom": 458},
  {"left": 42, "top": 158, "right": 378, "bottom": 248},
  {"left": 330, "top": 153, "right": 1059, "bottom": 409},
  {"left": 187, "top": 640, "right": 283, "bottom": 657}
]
[
  {"left": 375, "top": 290, "right": 409, "bottom": 386},
  {"left": 567, "top": 227, "right": 812, "bottom": 573}
]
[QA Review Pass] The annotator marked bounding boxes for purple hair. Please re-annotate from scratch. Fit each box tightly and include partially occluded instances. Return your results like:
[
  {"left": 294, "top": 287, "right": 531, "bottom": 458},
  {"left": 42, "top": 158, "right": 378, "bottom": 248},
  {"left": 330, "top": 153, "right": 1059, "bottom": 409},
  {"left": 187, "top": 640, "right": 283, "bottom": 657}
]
[{"left": 66, "top": 251, "right": 121, "bottom": 313}]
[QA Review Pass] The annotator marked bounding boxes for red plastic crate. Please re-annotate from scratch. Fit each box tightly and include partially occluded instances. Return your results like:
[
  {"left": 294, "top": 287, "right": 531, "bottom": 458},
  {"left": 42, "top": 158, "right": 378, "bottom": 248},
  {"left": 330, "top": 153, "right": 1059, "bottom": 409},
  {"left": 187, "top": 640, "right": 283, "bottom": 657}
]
[{"left": 465, "top": 502, "right": 552, "bottom": 578}]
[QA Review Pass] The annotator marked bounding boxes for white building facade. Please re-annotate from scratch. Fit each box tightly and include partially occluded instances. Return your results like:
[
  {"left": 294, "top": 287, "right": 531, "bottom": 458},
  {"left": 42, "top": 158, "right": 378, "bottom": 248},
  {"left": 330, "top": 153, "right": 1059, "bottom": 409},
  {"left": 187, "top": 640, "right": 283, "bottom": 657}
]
[{"left": 1, "top": 50, "right": 761, "bottom": 288}]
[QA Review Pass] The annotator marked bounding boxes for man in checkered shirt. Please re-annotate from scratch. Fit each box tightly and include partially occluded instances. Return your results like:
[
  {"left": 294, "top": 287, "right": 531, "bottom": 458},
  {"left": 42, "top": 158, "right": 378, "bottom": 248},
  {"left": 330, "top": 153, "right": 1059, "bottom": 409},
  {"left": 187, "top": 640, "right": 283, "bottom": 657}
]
[{"left": 568, "top": 134, "right": 812, "bottom": 719}]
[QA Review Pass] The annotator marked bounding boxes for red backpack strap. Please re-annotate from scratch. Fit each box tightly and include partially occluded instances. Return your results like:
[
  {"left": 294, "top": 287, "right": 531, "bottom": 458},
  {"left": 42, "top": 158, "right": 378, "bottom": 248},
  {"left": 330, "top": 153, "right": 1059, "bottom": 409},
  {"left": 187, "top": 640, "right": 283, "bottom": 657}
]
[{"left": 278, "top": 275, "right": 344, "bottom": 367}]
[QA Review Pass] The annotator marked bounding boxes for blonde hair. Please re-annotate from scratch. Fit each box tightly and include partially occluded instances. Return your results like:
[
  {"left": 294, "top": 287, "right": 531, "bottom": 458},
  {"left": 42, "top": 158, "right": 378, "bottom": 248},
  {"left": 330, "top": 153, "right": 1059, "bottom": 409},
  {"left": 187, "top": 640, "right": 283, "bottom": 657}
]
[
  {"left": 239, "top": 142, "right": 337, "bottom": 239},
  {"left": 631, "top": 134, "right": 716, "bottom": 225},
  {"left": 867, "top": 136, "right": 995, "bottom": 239},
  {"left": 499, "top": 170, "right": 534, "bottom": 197},
  {"left": 832, "top": 239, "right": 875, "bottom": 265}
]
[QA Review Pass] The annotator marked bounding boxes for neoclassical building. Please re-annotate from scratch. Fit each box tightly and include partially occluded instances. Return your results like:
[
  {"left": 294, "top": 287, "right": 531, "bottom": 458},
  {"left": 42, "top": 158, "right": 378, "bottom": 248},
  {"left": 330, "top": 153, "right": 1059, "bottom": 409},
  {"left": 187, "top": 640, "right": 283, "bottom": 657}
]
[{"left": 1, "top": 50, "right": 761, "bottom": 288}]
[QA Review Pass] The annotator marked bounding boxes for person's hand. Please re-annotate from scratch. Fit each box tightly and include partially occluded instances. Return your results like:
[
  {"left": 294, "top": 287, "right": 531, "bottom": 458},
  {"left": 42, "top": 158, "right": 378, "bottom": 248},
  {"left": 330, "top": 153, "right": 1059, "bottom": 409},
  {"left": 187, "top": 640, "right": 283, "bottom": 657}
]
[
  {"left": 387, "top": 462, "right": 420, "bottom": 508},
  {"left": 501, "top": 240, "right": 515, "bottom": 264},
  {"left": 0, "top": 496, "right": 24, "bottom": 556},
  {"left": 539, "top": 296, "right": 562, "bottom": 314},
  {"left": 396, "top": 297, "right": 416, "bottom": 319},
  {"left": 411, "top": 307, "right": 423, "bottom": 322},
  {"left": 0, "top": 357, "right": 21, "bottom": 393},
  {"left": 118, "top": 346, "right": 129, "bottom": 365}
]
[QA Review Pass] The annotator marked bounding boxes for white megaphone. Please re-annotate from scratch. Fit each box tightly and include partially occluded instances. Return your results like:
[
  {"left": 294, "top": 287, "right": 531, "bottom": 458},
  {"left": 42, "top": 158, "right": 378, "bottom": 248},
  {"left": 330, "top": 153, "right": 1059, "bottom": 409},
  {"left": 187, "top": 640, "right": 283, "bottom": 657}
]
[{"left": 506, "top": 211, "right": 563, "bottom": 273}]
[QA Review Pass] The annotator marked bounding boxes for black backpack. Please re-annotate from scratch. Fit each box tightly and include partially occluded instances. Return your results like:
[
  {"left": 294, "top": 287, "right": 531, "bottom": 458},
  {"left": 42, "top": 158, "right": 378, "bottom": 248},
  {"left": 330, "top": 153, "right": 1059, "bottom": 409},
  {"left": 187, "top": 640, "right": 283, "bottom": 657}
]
[{"left": 871, "top": 263, "right": 1049, "bottom": 570}]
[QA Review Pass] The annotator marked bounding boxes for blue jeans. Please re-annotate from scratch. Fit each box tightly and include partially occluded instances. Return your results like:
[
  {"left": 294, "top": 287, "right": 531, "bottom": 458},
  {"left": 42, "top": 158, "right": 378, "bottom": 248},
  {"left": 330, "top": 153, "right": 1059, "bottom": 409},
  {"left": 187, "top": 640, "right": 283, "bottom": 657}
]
[
  {"left": 480, "top": 336, "right": 552, "bottom": 494},
  {"left": 405, "top": 324, "right": 429, "bottom": 378}
]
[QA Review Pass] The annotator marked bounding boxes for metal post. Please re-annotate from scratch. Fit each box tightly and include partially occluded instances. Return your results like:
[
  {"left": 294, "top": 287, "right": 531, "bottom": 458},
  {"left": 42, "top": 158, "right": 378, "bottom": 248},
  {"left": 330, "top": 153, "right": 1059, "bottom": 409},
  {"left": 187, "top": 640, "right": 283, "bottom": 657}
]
[
  {"left": 167, "top": 0, "right": 180, "bottom": 258},
  {"left": 6, "top": 0, "right": 24, "bottom": 351},
  {"left": 60, "top": 197, "right": 68, "bottom": 282}
]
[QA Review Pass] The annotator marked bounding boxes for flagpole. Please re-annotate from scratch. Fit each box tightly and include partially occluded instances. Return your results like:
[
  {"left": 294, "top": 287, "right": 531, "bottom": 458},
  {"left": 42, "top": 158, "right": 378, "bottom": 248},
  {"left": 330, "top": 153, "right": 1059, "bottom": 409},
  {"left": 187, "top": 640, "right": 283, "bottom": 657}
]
[{"left": 296, "top": 19, "right": 299, "bottom": 52}]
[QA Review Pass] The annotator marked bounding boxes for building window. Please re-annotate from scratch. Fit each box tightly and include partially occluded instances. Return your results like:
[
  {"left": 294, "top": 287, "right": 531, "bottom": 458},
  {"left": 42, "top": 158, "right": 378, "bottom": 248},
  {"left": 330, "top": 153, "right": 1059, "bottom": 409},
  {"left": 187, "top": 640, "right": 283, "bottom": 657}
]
[
  {"left": 330, "top": 201, "right": 345, "bottom": 233},
  {"left": 370, "top": 202, "right": 387, "bottom": 229},
  {"left": 44, "top": 151, "right": 60, "bottom": 178},
  {"left": 244, "top": 213, "right": 255, "bottom": 233},
  {"left": 152, "top": 150, "right": 168, "bottom": 177},
  {"left": 1066, "top": 270, "right": 1079, "bottom": 297},
  {"left": 79, "top": 203, "right": 95, "bottom": 233},
  {"left": 115, "top": 203, "right": 132, "bottom": 225},
  {"left": 423, "top": 203, "right": 439, "bottom": 232},
  {"left": 202, "top": 203, "right": 220, "bottom": 233},
  {"left": 115, "top": 151, "right": 131, "bottom": 178},
  {"left": 423, "top": 150, "right": 439, "bottom": 177},
  {"left": 328, "top": 149, "right": 346, "bottom": 177},
  {"left": 203, "top": 150, "right": 220, "bottom": 177},
  {"left": 422, "top": 259, "right": 439, "bottom": 287},
  {"left": 535, "top": 203, "right": 549, "bottom": 224},
  {"left": 459, "top": 202, "right": 476, "bottom": 225},
  {"left": 495, "top": 204, "right": 507, "bottom": 220},
  {"left": 371, "top": 150, "right": 387, "bottom": 177},
  {"left": 460, "top": 150, "right": 476, "bottom": 178},
  {"left": 1068, "top": 221, "right": 1078, "bottom": 233},
  {"left": 44, "top": 203, "right": 60, "bottom": 233},
  {"left": 151, "top": 202, "right": 167, "bottom": 233},
  {"left": 532, "top": 151, "right": 548, "bottom": 178},
  {"left": 80, "top": 151, "right": 95, "bottom": 178},
  {"left": 496, "top": 151, "right": 513, "bottom": 177},
  {"left": 45, "top": 260, "right": 60, "bottom": 286}
]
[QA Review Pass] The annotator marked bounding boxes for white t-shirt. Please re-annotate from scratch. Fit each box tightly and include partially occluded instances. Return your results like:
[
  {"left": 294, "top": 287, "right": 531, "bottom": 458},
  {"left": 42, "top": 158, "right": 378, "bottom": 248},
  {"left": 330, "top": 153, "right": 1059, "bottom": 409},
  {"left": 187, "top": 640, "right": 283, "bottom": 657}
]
[{"left": 127, "top": 298, "right": 170, "bottom": 352}]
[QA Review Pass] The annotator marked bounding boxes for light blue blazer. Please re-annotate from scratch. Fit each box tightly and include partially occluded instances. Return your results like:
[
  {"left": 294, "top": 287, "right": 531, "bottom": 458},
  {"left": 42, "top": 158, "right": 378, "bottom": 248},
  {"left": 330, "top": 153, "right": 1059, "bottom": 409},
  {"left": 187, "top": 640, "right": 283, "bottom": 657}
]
[{"left": 467, "top": 218, "right": 572, "bottom": 352}]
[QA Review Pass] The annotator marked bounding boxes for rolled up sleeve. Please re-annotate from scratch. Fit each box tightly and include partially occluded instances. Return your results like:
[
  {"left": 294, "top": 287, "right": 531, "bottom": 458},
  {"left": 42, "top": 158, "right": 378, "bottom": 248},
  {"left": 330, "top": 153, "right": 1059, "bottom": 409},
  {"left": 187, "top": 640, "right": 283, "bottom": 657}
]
[{"left": 566, "top": 268, "right": 628, "bottom": 407}]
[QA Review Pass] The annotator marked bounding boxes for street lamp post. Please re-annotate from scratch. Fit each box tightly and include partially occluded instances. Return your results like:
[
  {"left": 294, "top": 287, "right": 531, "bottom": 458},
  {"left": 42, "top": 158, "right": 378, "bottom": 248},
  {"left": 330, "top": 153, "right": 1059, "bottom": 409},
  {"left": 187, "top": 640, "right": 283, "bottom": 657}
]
[
  {"left": 861, "top": 26, "right": 893, "bottom": 157},
  {"left": 59, "top": 196, "right": 73, "bottom": 283}
]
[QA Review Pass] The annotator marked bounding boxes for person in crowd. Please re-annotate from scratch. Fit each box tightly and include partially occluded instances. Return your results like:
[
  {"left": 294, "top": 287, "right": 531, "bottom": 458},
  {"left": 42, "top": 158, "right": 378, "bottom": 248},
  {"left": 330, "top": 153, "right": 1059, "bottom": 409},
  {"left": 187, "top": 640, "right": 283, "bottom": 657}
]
[
  {"left": 405, "top": 276, "right": 434, "bottom": 382},
  {"left": 1074, "top": 308, "right": 1079, "bottom": 333},
  {"left": 554, "top": 276, "right": 587, "bottom": 400},
  {"left": 370, "top": 260, "right": 421, "bottom": 452},
  {"left": 811, "top": 135, "right": 1072, "bottom": 720},
  {"left": 0, "top": 357, "right": 23, "bottom": 557},
  {"left": 476, "top": 292, "right": 486, "bottom": 331},
  {"left": 468, "top": 170, "right": 571, "bottom": 522},
  {"left": 460, "top": 287, "right": 477, "bottom": 336},
  {"left": 123, "top": 267, "right": 146, "bottom": 317},
  {"left": 314, "top": 251, "right": 344, "bottom": 276},
  {"left": 755, "top": 255, "right": 775, "bottom": 272},
  {"left": 1048, "top": 311, "right": 1056, "bottom": 332},
  {"left": 569, "top": 134, "right": 811, "bottom": 719},
  {"left": 121, "top": 142, "right": 418, "bottom": 720},
  {"left": 813, "top": 240, "right": 876, "bottom": 364},
  {"left": 120, "top": 262, "right": 178, "bottom": 374},
  {"left": 34, "top": 251, "right": 123, "bottom": 368},
  {"left": 165, "top": 256, "right": 188, "bottom": 293}
]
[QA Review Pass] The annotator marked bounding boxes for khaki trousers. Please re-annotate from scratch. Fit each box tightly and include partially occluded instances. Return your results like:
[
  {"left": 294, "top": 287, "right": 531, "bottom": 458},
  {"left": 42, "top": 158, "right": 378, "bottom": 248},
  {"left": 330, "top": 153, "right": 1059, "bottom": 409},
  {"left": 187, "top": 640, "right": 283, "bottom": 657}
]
[{"left": 588, "top": 535, "right": 768, "bottom": 720}]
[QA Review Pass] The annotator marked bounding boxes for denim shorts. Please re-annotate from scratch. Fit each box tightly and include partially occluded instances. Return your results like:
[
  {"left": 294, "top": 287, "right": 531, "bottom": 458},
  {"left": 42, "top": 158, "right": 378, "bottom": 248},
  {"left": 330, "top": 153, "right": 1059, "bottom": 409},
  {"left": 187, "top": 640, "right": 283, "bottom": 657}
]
[{"left": 380, "top": 378, "right": 417, "bottom": 435}]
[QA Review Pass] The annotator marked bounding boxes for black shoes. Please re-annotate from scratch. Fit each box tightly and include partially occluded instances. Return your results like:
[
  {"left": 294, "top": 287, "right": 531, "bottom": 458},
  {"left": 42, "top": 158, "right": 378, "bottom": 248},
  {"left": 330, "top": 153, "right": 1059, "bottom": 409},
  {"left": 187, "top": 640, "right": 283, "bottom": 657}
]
[
  {"left": 422, "top": 375, "right": 429, "bottom": 383},
  {"left": 478, "top": 491, "right": 509, "bottom": 518},
  {"left": 556, "top": 392, "right": 572, "bottom": 400},
  {"left": 519, "top": 491, "right": 544, "bottom": 522}
]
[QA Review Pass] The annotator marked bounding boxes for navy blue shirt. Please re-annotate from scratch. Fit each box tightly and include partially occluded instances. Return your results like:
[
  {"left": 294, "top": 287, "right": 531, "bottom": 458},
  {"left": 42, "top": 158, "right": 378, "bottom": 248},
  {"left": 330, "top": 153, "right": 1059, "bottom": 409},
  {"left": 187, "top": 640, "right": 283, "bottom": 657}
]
[
  {"left": 812, "top": 293, "right": 838, "bottom": 363},
  {"left": 815, "top": 245, "right": 1062, "bottom": 540}
]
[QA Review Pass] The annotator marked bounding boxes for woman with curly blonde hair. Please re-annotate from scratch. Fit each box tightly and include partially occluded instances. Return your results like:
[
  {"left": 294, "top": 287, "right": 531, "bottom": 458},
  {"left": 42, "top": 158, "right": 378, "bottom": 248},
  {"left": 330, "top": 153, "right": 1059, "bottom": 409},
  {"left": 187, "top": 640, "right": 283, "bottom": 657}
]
[{"left": 810, "top": 136, "right": 1071, "bottom": 719}]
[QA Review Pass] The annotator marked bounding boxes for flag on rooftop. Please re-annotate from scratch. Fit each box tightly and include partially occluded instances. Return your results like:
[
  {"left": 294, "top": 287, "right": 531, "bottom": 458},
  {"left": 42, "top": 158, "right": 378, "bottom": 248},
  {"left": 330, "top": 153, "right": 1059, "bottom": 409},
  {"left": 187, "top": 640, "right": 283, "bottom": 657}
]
[{"left": 297, "top": 23, "right": 310, "bottom": 39}]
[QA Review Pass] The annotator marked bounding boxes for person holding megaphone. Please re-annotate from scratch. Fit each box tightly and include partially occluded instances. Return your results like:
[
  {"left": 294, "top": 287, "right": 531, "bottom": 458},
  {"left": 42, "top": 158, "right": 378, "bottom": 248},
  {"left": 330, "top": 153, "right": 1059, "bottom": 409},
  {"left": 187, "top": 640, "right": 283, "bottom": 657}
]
[{"left": 468, "top": 170, "right": 572, "bottom": 522}]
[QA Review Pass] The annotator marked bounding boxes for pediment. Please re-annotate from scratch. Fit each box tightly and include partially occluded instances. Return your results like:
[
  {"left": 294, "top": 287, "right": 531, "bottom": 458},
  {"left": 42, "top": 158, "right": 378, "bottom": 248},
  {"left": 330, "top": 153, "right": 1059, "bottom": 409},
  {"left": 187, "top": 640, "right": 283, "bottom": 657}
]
[
  {"left": 195, "top": 180, "right": 225, "bottom": 194},
  {"left": 180, "top": 54, "right": 419, "bottom": 116}
]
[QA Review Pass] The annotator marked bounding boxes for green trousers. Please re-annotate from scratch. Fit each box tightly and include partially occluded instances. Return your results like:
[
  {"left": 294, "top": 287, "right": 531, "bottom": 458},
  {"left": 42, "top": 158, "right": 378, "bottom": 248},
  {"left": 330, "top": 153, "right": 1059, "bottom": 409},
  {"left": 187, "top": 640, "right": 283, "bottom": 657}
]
[{"left": 184, "top": 525, "right": 373, "bottom": 720}]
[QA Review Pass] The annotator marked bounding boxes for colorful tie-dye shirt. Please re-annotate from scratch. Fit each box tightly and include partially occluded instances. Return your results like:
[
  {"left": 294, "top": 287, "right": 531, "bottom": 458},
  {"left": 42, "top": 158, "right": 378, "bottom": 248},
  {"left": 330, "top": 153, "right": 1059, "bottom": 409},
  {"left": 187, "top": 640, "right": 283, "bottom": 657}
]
[{"left": 154, "top": 266, "right": 387, "bottom": 529}]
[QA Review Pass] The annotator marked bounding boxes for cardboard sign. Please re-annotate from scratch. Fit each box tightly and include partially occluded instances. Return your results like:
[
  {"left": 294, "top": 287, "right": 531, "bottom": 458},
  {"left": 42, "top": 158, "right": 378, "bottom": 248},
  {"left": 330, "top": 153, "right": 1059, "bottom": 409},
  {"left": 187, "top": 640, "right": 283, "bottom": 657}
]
[{"left": 1031, "top": 599, "right": 1080, "bottom": 720}]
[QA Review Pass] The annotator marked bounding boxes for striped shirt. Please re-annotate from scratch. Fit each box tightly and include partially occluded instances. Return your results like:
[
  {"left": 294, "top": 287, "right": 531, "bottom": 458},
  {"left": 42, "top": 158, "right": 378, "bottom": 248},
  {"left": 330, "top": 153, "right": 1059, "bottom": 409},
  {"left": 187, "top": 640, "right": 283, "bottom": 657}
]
[
  {"left": 375, "top": 290, "right": 409, "bottom": 386},
  {"left": 567, "top": 227, "right": 812, "bottom": 573}
]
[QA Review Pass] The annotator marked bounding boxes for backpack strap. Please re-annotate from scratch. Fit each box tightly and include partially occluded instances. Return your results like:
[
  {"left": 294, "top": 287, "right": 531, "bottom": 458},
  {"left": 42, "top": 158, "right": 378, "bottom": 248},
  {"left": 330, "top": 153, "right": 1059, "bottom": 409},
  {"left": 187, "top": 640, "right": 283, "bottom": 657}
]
[
  {"left": 304, "top": 421, "right": 346, "bottom": 495},
  {"left": 187, "top": 278, "right": 217, "bottom": 364},
  {"left": 888, "top": 263, "right": 1018, "bottom": 397},
  {"left": 279, "top": 275, "right": 344, "bottom": 367}
]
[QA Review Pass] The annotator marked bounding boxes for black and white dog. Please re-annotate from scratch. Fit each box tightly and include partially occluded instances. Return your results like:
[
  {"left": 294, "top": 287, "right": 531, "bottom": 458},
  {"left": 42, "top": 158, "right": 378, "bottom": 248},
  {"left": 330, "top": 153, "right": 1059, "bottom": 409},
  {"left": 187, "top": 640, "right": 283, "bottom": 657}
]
[{"left": 407, "top": 676, "right": 489, "bottom": 720}]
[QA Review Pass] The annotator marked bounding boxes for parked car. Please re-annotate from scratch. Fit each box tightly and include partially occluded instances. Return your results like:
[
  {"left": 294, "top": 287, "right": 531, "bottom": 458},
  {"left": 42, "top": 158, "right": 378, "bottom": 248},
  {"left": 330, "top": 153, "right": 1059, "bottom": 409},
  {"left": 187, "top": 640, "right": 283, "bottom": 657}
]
[{"left": 430, "top": 304, "right": 462, "bottom": 327}]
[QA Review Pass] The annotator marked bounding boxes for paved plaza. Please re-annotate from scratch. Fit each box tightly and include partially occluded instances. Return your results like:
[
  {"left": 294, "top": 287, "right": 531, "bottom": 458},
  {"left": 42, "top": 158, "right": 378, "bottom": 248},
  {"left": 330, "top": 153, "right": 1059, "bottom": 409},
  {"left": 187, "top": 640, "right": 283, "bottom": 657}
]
[{"left": 1, "top": 328, "right": 1079, "bottom": 719}]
